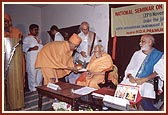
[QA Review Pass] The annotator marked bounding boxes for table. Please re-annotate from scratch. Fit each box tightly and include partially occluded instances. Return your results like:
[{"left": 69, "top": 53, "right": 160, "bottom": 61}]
[
  {"left": 36, "top": 82, "right": 137, "bottom": 111},
  {"left": 36, "top": 81, "right": 84, "bottom": 110},
  {"left": 79, "top": 87, "right": 116, "bottom": 111}
]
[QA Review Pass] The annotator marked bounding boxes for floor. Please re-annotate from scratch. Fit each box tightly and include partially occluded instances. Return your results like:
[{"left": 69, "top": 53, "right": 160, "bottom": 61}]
[{"left": 19, "top": 91, "right": 53, "bottom": 111}]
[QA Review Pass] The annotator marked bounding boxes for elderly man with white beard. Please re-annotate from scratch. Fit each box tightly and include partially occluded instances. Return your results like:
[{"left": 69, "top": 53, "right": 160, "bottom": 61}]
[{"left": 121, "top": 34, "right": 164, "bottom": 111}]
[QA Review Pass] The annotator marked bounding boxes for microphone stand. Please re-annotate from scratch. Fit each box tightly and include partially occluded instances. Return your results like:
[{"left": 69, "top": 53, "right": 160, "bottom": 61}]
[{"left": 4, "top": 42, "right": 21, "bottom": 110}]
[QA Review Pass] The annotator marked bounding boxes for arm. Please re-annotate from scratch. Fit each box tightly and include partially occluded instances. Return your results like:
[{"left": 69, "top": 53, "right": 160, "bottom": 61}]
[
  {"left": 86, "top": 71, "right": 105, "bottom": 78},
  {"left": 154, "top": 56, "right": 164, "bottom": 93},
  {"left": 123, "top": 51, "right": 140, "bottom": 81},
  {"left": 135, "top": 72, "right": 157, "bottom": 85},
  {"left": 27, "top": 46, "right": 39, "bottom": 52},
  {"left": 23, "top": 36, "right": 39, "bottom": 52}
]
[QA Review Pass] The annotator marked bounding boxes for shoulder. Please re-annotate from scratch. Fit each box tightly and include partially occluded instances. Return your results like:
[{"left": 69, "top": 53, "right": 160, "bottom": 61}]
[
  {"left": 50, "top": 41, "right": 66, "bottom": 46},
  {"left": 133, "top": 50, "right": 142, "bottom": 55},
  {"left": 153, "top": 48, "right": 163, "bottom": 54},
  {"left": 103, "top": 52, "right": 112, "bottom": 59},
  {"left": 78, "top": 32, "right": 83, "bottom": 36},
  {"left": 89, "top": 31, "right": 96, "bottom": 35},
  {"left": 56, "top": 32, "right": 62, "bottom": 36},
  {"left": 24, "top": 35, "right": 33, "bottom": 39},
  {"left": 23, "top": 36, "right": 30, "bottom": 40},
  {"left": 130, "top": 50, "right": 143, "bottom": 58},
  {"left": 12, "top": 27, "right": 22, "bottom": 34}
]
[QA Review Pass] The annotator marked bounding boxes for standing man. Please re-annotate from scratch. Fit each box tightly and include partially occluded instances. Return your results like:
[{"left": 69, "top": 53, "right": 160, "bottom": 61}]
[
  {"left": 23, "top": 24, "right": 43, "bottom": 92},
  {"left": 75, "top": 21, "right": 98, "bottom": 67},
  {"left": 66, "top": 21, "right": 98, "bottom": 84},
  {"left": 35, "top": 33, "right": 82, "bottom": 85},
  {"left": 50, "top": 25, "right": 64, "bottom": 41},
  {"left": 121, "top": 34, "right": 164, "bottom": 111},
  {"left": 4, "top": 13, "right": 25, "bottom": 110}
]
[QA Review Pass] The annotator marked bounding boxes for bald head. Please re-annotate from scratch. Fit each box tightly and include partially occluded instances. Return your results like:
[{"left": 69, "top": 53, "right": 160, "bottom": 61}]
[
  {"left": 94, "top": 45, "right": 104, "bottom": 52},
  {"left": 79, "top": 21, "right": 90, "bottom": 35},
  {"left": 4, "top": 13, "right": 12, "bottom": 21},
  {"left": 139, "top": 34, "right": 155, "bottom": 53},
  {"left": 93, "top": 45, "right": 104, "bottom": 58},
  {"left": 4, "top": 13, "right": 12, "bottom": 32},
  {"left": 141, "top": 34, "right": 155, "bottom": 46}
]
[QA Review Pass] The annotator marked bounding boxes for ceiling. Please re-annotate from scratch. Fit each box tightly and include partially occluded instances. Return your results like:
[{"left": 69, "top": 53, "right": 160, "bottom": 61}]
[
  {"left": 28, "top": 4, "right": 49, "bottom": 8},
  {"left": 29, "top": 4, "right": 134, "bottom": 8},
  {"left": 28, "top": 4, "right": 104, "bottom": 8}
]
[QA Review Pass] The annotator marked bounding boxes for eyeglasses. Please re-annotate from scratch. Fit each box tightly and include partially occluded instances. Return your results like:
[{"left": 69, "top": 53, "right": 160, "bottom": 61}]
[
  {"left": 82, "top": 28, "right": 88, "bottom": 31},
  {"left": 93, "top": 51, "right": 101, "bottom": 53}
]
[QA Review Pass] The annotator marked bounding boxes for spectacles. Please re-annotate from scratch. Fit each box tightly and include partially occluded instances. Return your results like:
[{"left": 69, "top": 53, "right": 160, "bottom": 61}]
[
  {"left": 93, "top": 51, "right": 101, "bottom": 53},
  {"left": 82, "top": 28, "right": 88, "bottom": 31}
]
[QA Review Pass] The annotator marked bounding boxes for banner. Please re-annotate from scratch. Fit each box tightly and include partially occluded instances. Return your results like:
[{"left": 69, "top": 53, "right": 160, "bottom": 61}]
[{"left": 111, "top": 4, "right": 165, "bottom": 37}]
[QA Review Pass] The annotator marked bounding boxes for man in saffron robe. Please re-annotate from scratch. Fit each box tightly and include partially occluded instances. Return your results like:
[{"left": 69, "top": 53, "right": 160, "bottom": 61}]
[
  {"left": 35, "top": 33, "right": 82, "bottom": 85},
  {"left": 76, "top": 45, "right": 118, "bottom": 89},
  {"left": 4, "top": 13, "right": 25, "bottom": 110},
  {"left": 121, "top": 34, "right": 164, "bottom": 111}
]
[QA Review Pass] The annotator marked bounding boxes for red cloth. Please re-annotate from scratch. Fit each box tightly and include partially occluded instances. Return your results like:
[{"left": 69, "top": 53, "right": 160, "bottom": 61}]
[
  {"left": 130, "top": 90, "right": 142, "bottom": 105},
  {"left": 75, "top": 72, "right": 87, "bottom": 83}
]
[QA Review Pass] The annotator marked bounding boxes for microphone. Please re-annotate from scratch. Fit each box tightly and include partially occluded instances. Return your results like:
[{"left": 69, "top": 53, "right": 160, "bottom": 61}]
[
  {"left": 18, "top": 39, "right": 23, "bottom": 44},
  {"left": 12, "top": 39, "right": 22, "bottom": 50}
]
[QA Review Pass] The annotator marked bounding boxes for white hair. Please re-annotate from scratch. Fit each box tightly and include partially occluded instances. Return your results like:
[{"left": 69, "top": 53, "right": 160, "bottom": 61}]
[
  {"left": 143, "top": 34, "right": 155, "bottom": 46},
  {"left": 79, "top": 21, "right": 90, "bottom": 31}
]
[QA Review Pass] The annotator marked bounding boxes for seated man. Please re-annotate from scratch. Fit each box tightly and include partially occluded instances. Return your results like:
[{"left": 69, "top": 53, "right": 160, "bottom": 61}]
[
  {"left": 76, "top": 45, "right": 118, "bottom": 89},
  {"left": 121, "top": 34, "right": 164, "bottom": 111}
]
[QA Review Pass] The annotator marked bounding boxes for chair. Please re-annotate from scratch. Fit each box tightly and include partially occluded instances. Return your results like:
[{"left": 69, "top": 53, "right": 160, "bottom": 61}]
[
  {"left": 98, "top": 65, "right": 118, "bottom": 89},
  {"left": 153, "top": 76, "right": 164, "bottom": 110}
]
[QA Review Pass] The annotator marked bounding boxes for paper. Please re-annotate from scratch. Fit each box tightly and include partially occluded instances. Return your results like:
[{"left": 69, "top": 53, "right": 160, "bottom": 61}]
[
  {"left": 103, "top": 95, "right": 130, "bottom": 107},
  {"left": 47, "top": 83, "right": 61, "bottom": 90},
  {"left": 72, "top": 87, "right": 97, "bottom": 95},
  {"left": 78, "top": 68, "right": 87, "bottom": 72},
  {"left": 91, "top": 92, "right": 104, "bottom": 98}
]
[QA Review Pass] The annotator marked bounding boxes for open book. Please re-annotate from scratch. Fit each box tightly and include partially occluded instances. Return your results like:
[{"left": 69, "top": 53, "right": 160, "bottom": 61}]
[
  {"left": 114, "top": 84, "right": 139, "bottom": 102},
  {"left": 102, "top": 84, "right": 140, "bottom": 110}
]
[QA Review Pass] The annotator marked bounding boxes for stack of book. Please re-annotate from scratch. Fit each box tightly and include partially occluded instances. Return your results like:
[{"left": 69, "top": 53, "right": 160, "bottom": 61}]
[{"left": 91, "top": 84, "right": 141, "bottom": 111}]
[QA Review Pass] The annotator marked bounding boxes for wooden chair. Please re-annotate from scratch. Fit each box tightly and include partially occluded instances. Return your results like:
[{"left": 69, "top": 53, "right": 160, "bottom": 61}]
[
  {"left": 153, "top": 76, "right": 164, "bottom": 110},
  {"left": 98, "top": 65, "right": 118, "bottom": 89}
]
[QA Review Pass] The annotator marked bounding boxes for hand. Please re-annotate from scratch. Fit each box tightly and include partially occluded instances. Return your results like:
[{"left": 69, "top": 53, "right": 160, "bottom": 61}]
[
  {"left": 80, "top": 51, "right": 87, "bottom": 58},
  {"left": 135, "top": 76, "right": 150, "bottom": 85},
  {"left": 28, "top": 46, "right": 38, "bottom": 52},
  {"left": 50, "top": 77, "right": 58, "bottom": 83},
  {"left": 73, "top": 67, "right": 79, "bottom": 73},
  {"left": 127, "top": 74, "right": 136, "bottom": 83},
  {"left": 67, "top": 67, "right": 77, "bottom": 71},
  {"left": 157, "top": 90, "right": 163, "bottom": 95},
  {"left": 135, "top": 78, "right": 145, "bottom": 85},
  {"left": 87, "top": 71, "right": 93, "bottom": 78}
]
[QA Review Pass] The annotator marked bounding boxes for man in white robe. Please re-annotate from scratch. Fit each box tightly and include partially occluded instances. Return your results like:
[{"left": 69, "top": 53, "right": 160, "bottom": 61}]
[
  {"left": 23, "top": 24, "right": 43, "bottom": 92},
  {"left": 121, "top": 34, "right": 164, "bottom": 111}
]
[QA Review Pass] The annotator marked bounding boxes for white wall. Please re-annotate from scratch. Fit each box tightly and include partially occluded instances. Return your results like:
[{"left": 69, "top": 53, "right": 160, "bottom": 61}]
[
  {"left": 4, "top": 4, "right": 42, "bottom": 38},
  {"left": 4, "top": 3, "right": 109, "bottom": 51},
  {"left": 42, "top": 4, "right": 109, "bottom": 51}
]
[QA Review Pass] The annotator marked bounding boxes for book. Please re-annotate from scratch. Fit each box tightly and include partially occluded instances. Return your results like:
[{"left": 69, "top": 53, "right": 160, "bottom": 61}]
[
  {"left": 114, "top": 84, "right": 139, "bottom": 103},
  {"left": 103, "top": 95, "right": 130, "bottom": 111}
]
